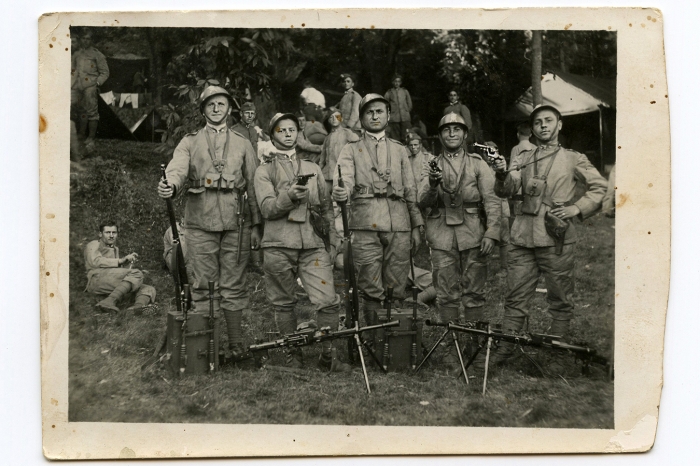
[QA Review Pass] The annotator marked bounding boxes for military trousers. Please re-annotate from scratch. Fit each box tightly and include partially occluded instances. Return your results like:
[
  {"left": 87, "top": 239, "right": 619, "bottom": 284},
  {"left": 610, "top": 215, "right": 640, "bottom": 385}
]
[
  {"left": 387, "top": 121, "right": 412, "bottom": 141},
  {"left": 187, "top": 226, "right": 251, "bottom": 312},
  {"left": 263, "top": 247, "right": 340, "bottom": 314},
  {"left": 352, "top": 230, "right": 411, "bottom": 302},
  {"left": 504, "top": 244, "right": 575, "bottom": 322},
  {"left": 431, "top": 241, "right": 488, "bottom": 316},
  {"left": 71, "top": 86, "right": 99, "bottom": 121},
  {"left": 86, "top": 268, "right": 156, "bottom": 303}
]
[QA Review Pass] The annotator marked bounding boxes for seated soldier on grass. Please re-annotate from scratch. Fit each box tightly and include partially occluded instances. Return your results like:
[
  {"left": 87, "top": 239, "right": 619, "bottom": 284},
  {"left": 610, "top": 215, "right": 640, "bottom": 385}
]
[{"left": 84, "top": 221, "right": 157, "bottom": 315}]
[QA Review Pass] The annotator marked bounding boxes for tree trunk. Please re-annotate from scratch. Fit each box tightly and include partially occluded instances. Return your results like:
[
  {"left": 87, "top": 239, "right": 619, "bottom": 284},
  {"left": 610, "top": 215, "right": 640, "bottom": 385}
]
[
  {"left": 531, "top": 30, "right": 543, "bottom": 107},
  {"left": 146, "top": 28, "right": 163, "bottom": 105}
]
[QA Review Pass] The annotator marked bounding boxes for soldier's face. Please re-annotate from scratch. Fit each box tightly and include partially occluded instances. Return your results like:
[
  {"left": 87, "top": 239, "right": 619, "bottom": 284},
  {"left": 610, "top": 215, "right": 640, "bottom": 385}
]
[
  {"left": 448, "top": 92, "right": 459, "bottom": 104},
  {"left": 272, "top": 119, "right": 298, "bottom": 150},
  {"left": 203, "top": 96, "right": 231, "bottom": 125},
  {"left": 328, "top": 112, "right": 342, "bottom": 128},
  {"left": 343, "top": 77, "right": 354, "bottom": 90},
  {"left": 99, "top": 226, "right": 118, "bottom": 246},
  {"left": 393, "top": 78, "right": 402, "bottom": 88},
  {"left": 408, "top": 141, "right": 421, "bottom": 155},
  {"left": 532, "top": 110, "right": 562, "bottom": 143},
  {"left": 441, "top": 124, "right": 465, "bottom": 151},
  {"left": 361, "top": 101, "right": 389, "bottom": 133},
  {"left": 241, "top": 110, "right": 256, "bottom": 125},
  {"left": 298, "top": 116, "right": 306, "bottom": 130}
]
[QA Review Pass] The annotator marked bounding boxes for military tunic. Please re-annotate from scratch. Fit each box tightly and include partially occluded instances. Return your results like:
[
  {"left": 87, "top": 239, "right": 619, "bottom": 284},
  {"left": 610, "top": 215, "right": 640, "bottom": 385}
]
[
  {"left": 334, "top": 132, "right": 423, "bottom": 302},
  {"left": 494, "top": 144, "right": 607, "bottom": 322},
  {"left": 384, "top": 87, "right": 413, "bottom": 140},
  {"left": 71, "top": 47, "right": 109, "bottom": 121},
  {"left": 338, "top": 89, "right": 362, "bottom": 130},
  {"left": 417, "top": 150, "right": 501, "bottom": 316},
  {"left": 164, "top": 126, "right": 262, "bottom": 312}
]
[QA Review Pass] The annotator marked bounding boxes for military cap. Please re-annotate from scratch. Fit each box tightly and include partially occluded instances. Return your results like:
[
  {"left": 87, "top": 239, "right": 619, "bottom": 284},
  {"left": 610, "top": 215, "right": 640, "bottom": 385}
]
[
  {"left": 406, "top": 132, "right": 422, "bottom": 142},
  {"left": 199, "top": 85, "right": 233, "bottom": 112},
  {"left": 359, "top": 93, "right": 390, "bottom": 114},
  {"left": 268, "top": 112, "right": 300, "bottom": 137},
  {"left": 340, "top": 72, "right": 356, "bottom": 83},
  {"left": 240, "top": 101, "right": 256, "bottom": 112},
  {"left": 438, "top": 112, "right": 468, "bottom": 132},
  {"left": 530, "top": 104, "right": 562, "bottom": 124}
]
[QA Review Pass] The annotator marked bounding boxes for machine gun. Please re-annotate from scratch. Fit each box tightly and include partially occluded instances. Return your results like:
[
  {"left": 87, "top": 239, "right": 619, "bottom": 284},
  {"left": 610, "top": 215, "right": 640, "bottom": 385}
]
[
  {"left": 417, "top": 320, "right": 612, "bottom": 394},
  {"left": 295, "top": 173, "right": 317, "bottom": 186},
  {"left": 249, "top": 320, "right": 400, "bottom": 393}
]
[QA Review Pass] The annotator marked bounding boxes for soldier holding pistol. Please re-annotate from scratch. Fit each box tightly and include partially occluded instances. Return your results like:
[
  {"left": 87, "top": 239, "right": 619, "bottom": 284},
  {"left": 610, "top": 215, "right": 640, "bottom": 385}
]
[
  {"left": 490, "top": 105, "right": 607, "bottom": 372},
  {"left": 418, "top": 113, "right": 501, "bottom": 373},
  {"left": 157, "top": 86, "right": 263, "bottom": 358},
  {"left": 254, "top": 113, "right": 350, "bottom": 372}
]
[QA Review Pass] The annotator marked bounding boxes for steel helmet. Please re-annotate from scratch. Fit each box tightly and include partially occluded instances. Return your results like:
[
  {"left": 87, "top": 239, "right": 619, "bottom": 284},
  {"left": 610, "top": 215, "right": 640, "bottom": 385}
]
[
  {"left": 199, "top": 86, "right": 233, "bottom": 113},
  {"left": 359, "top": 93, "right": 390, "bottom": 114},
  {"left": 268, "top": 112, "right": 300, "bottom": 137},
  {"left": 438, "top": 112, "right": 468, "bottom": 132},
  {"left": 530, "top": 104, "right": 562, "bottom": 125}
]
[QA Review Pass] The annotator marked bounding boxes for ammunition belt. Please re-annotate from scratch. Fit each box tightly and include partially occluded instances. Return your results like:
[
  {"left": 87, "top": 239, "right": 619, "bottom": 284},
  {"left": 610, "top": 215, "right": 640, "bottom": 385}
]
[
  {"left": 353, "top": 186, "right": 404, "bottom": 200},
  {"left": 190, "top": 179, "right": 241, "bottom": 193}
]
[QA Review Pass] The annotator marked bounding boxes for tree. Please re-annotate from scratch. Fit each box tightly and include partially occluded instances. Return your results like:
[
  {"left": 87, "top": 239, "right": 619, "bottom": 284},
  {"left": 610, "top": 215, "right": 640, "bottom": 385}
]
[{"left": 531, "top": 30, "right": 543, "bottom": 107}]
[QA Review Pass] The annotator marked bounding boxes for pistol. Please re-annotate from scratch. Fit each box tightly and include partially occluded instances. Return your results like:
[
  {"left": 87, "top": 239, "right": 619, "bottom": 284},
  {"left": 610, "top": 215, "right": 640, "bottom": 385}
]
[
  {"left": 295, "top": 173, "right": 317, "bottom": 186},
  {"left": 473, "top": 143, "right": 500, "bottom": 160},
  {"left": 428, "top": 158, "right": 442, "bottom": 174}
]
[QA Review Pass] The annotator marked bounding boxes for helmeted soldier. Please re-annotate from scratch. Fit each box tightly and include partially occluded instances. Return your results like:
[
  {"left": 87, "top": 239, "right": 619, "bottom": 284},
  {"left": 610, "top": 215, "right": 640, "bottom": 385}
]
[
  {"left": 157, "top": 85, "right": 263, "bottom": 357},
  {"left": 490, "top": 105, "right": 607, "bottom": 372},
  {"left": 418, "top": 112, "right": 501, "bottom": 373},
  {"left": 332, "top": 93, "right": 424, "bottom": 333},
  {"left": 254, "top": 113, "right": 350, "bottom": 372}
]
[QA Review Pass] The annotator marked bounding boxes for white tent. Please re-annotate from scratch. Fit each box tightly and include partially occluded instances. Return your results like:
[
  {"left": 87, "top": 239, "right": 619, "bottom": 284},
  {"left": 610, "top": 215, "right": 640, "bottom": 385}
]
[{"left": 505, "top": 72, "right": 614, "bottom": 120}]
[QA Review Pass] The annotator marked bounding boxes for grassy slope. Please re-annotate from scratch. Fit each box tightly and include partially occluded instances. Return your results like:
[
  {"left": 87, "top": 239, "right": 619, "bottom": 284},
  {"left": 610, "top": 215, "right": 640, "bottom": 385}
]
[{"left": 68, "top": 139, "right": 614, "bottom": 428}]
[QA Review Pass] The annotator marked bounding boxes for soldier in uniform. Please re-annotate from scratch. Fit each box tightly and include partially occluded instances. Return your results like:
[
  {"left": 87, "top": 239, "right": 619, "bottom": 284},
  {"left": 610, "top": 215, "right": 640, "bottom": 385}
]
[
  {"left": 491, "top": 105, "right": 607, "bottom": 370},
  {"left": 85, "top": 221, "right": 157, "bottom": 315},
  {"left": 336, "top": 73, "right": 362, "bottom": 131},
  {"left": 406, "top": 132, "right": 430, "bottom": 192},
  {"left": 254, "top": 113, "right": 350, "bottom": 372},
  {"left": 384, "top": 75, "right": 413, "bottom": 140},
  {"left": 332, "top": 94, "right": 424, "bottom": 333},
  {"left": 232, "top": 101, "right": 267, "bottom": 159},
  {"left": 419, "top": 113, "right": 501, "bottom": 372},
  {"left": 157, "top": 86, "right": 263, "bottom": 357}
]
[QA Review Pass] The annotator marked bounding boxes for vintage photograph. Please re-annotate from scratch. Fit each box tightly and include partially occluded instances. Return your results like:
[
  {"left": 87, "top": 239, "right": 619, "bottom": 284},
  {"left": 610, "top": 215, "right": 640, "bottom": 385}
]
[
  {"left": 40, "top": 8, "right": 669, "bottom": 458},
  {"left": 67, "top": 24, "right": 615, "bottom": 427}
]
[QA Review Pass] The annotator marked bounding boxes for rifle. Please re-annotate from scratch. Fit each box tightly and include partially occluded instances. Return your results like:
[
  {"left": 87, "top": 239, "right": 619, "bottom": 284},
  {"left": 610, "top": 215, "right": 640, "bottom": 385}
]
[
  {"left": 409, "top": 253, "right": 419, "bottom": 370},
  {"left": 208, "top": 280, "right": 216, "bottom": 373},
  {"left": 418, "top": 320, "right": 612, "bottom": 393},
  {"left": 382, "top": 287, "right": 393, "bottom": 371},
  {"left": 236, "top": 192, "right": 246, "bottom": 265},
  {"left": 249, "top": 320, "right": 400, "bottom": 393},
  {"left": 337, "top": 165, "right": 360, "bottom": 361}
]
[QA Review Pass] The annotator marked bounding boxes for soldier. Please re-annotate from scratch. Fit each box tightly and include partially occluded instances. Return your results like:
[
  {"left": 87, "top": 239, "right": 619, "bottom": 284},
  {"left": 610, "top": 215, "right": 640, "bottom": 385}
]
[
  {"left": 332, "top": 94, "right": 424, "bottom": 333},
  {"left": 232, "top": 101, "right": 267, "bottom": 159},
  {"left": 491, "top": 105, "right": 607, "bottom": 371},
  {"left": 336, "top": 73, "right": 362, "bottom": 131},
  {"left": 295, "top": 112, "right": 323, "bottom": 164},
  {"left": 84, "top": 221, "right": 157, "bottom": 315},
  {"left": 384, "top": 75, "right": 413, "bottom": 140},
  {"left": 254, "top": 113, "right": 350, "bottom": 372},
  {"left": 157, "top": 86, "right": 263, "bottom": 357},
  {"left": 406, "top": 132, "right": 430, "bottom": 192},
  {"left": 418, "top": 113, "right": 501, "bottom": 373}
]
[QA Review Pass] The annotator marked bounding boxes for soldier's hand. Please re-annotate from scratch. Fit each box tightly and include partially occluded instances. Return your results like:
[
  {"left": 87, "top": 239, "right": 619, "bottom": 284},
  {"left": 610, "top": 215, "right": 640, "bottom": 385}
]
[
  {"left": 251, "top": 225, "right": 262, "bottom": 250},
  {"left": 428, "top": 169, "right": 442, "bottom": 188},
  {"left": 492, "top": 157, "right": 508, "bottom": 173},
  {"left": 480, "top": 237, "right": 495, "bottom": 256},
  {"left": 332, "top": 185, "right": 348, "bottom": 202},
  {"left": 158, "top": 179, "right": 173, "bottom": 198},
  {"left": 288, "top": 185, "right": 309, "bottom": 202},
  {"left": 550, "top": 205, "right": 581, "bottom": 220},
  {"left": 411, "top": 227, "right": 423, "bottom": 256}
]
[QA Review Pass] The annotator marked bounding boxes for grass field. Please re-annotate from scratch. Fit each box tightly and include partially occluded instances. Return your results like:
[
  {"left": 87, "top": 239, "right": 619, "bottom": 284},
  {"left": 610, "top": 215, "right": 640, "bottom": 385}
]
[{"left": 68, "top": 139, "right": 614, "bottom": 428}]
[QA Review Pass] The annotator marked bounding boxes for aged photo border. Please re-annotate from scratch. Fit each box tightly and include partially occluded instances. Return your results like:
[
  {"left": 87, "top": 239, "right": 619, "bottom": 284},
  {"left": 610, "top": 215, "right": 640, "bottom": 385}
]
[{"left": 39, "top": 8, "right": 669, "bottom": 458}]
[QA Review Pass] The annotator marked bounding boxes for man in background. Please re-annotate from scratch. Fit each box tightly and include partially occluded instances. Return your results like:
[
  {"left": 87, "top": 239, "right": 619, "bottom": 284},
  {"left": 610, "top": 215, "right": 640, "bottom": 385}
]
[
  {"left": 336, "top": 73, "right": 362, "bottom": 131},
  {"left": 295, "top": 112, "right": 324, "bottom": 164},
  {"left": 71, "top": 29, "right": 109, "bottom": 154},
  {"left": 85, "top": 221, "right": 157, "bottom": 315},
  {"left": 511, "top": 122, "right": 536, "bottom": 162},
  {"left": 384, "top": 75, "right": 413, "bottom": 140},
  {"left": 232, "top": 101, "right": 268, "bottom": 160},
  {"left": 443, "top": 90, "right": 472, "bottom": 133}
]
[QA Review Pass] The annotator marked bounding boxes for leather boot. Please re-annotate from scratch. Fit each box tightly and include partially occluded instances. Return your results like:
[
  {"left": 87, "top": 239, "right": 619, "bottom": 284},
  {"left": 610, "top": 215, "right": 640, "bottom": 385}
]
[
  {"left": 489, "top": 316, "right": 526, "bottom": 366},
  {"left": 275, "top": 310, "right": 302, "bottom": 368},
  {"left": 127, "top": 294, "right": 158, "bottom": 316},
  {"left": 96, "top": 281, "right": 132, "bottom": 313},
  {"left": 546, "top": 319, "right": 572, "bottom": 376},
  {"left": 319, "top": 342, "right": 352, "bottom": 372}
]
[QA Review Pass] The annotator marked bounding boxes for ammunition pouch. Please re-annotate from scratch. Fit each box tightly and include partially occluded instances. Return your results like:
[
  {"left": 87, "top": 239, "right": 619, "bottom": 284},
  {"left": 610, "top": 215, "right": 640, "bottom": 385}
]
[
  {"left": 521, "top": 175, "right": 547, "bottom": 215},
  {"left": 352, "top": 185, "right": 404, "bottom": 201},
  {"left": 192, "top": 173, "right": 240, "bottom": 192}
]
